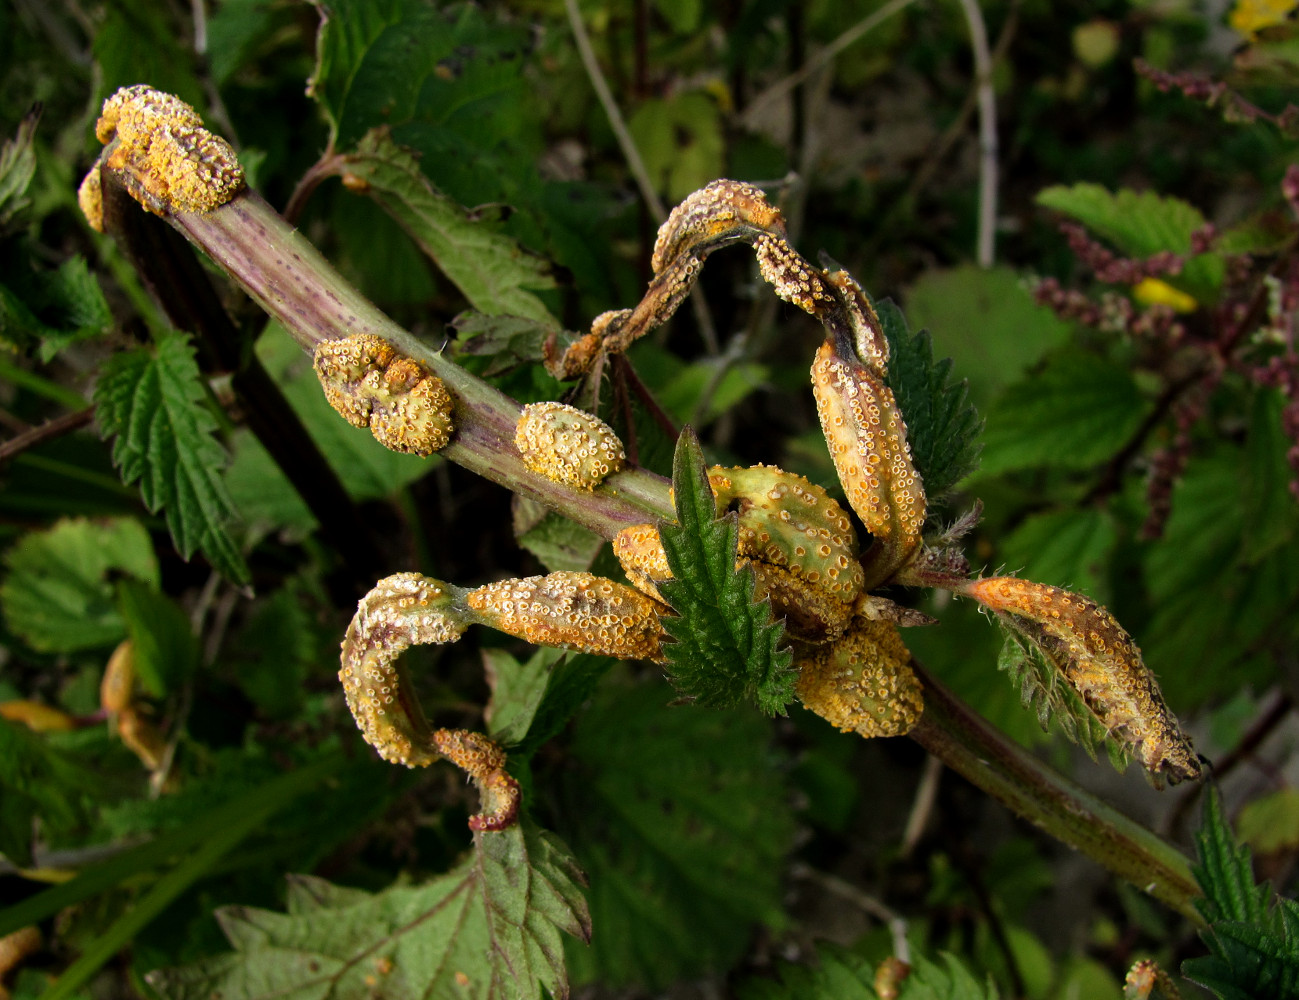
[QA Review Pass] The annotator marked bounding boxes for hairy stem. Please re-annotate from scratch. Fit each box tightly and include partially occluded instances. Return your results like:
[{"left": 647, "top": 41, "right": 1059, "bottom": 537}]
[
  {"left": 147, "top": 184, "right": 675, "bottom": 537},
  {"left": 908, "top": 661, "right": 1202, "bottom": 921},
  {"left": 118, "top": 173, "right": 1201, "bottom": 916}
]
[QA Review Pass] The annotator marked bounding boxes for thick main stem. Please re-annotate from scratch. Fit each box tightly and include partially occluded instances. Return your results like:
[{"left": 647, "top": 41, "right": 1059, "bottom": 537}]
[
  {"left": 909, "top": 662, "right": 1201, "bottom": 921},
  {"left": 131, "top": 178, "right": 1199, "bottom": 917},
  {"left": 163, "top": 187, "right": 674, "bottom": 538}
]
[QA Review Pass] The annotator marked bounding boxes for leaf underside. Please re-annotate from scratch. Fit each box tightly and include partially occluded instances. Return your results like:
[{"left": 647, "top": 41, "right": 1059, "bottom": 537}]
[
  {"left": 656, "top": 428, "right": 796, "bottom": 716},
  {"left": 994, "top": 628, "right": 1130, "bottom": 774},
  {"left": 148, "top": 822, "right": 590, "bottom": 1000},
  {"left": 93, "top": 330, "right": 249, "bottom": 585}
]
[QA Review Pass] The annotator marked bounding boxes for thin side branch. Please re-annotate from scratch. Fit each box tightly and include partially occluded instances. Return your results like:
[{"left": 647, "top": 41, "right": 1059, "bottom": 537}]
[
  {"left": 0, "top": 408, "right": 95, "bottom": 464},
  {"left": 956, "top": 0, "right": 998, "bottom": 267}
]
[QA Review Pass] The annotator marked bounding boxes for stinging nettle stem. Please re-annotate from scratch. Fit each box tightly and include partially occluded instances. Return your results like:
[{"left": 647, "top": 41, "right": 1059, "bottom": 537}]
[{"left": 96, "top": 135, "right": 1199, "bottom": 917}]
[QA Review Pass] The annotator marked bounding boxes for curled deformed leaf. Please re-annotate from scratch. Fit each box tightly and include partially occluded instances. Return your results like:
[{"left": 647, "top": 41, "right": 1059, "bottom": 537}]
[{"left": 962, "top": 576, "right": 1200, "bottom": 786}]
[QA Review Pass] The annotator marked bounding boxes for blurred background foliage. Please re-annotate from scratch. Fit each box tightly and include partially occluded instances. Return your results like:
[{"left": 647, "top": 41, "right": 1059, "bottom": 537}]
[{"left": 1, "top": 0, "right": 1298, "bottom": 997}]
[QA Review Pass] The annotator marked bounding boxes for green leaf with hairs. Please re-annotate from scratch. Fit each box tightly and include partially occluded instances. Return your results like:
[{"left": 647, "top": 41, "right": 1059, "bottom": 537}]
[
  {"left": 148, "top": 821, "right": 589, "bottom": 1000},
  {"left": 1036, "top": 182, "right": 1224, "bottom": 302},
  {"left": 339, "top": 128, "right": 557, "bottom": 324},
  {"left": 562, "top": 677, "right": 792, "bottom": 990},
  {"left": 878, "top": 297, "right": 982, "bottom": 505},
  {"left": 93, "top": 330, "right": 249, "bottom": 586},
  {"left": 1, "top": 516, "right": 158, "bottom": 653},
  {"left": 656, "top": 428, "right": 796, "bottom": 716},
  {"left": 1183, "top": 789, "right": 1299, "bottom": 1000}
]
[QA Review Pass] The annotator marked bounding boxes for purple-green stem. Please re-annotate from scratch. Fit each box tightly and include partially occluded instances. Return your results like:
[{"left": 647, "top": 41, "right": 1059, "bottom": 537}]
[{"left": 143, "top": 183, "right": 1199, "bottom": 920}]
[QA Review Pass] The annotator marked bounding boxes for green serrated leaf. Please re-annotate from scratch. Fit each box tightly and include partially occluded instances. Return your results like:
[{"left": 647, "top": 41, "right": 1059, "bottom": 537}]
[
  {"left": 1, "top": 517, "right": 158, "bottom": 653},
  {"left": 877, "top": 297, "right": 982, "bottom": 503},
  {"left": 0, "top": 106, "right": 38, "bottom": 232},
  {"left": 562, "top": 677, "right": 792, "bottom": 990},
  {"left": 484, "top": 647, "right": 560, "bottom": 746},
  {"left": 994, "top": 629, "right": 1119, "bottom": 768},
  {"left": 1194, "top": 789, "right": 1271, "bottom": 927},
  {"left": 453, "top": 310, "right": 556, "bottom": 376},
  {"left": 628, "top": 91, "right": 724, "bottom": 203},
  {"left": 657, "top": 428, "right": 796, "bottom": 715},
  {"left": 513, "top": 498, "right": 604, "bottom": 573},
  {"left": 1036, "top": 183, "right": 1224, "bottom": 302},
  {"left": 1183, "top": 789, "right": 1299, "bottom": 1000},
  {"left": 980, "top": 350, "right": 1149, "bottom": 476},
  {"left": 37, "top": 256, "right": 114, "bottom": 361},
  {"left": 148, "top": 821, "right": 589, "bottom": 1000},
  {"left": 339, "top": 129, "right": 558, "bottom": 325},
  {"left": 997, "top": 507, "right": 1117, "bottom": 606},
  {"left": 0, "top": 717, "right": 101, "bottom": 868},
  {"left": 116, "top": 579, "right": 200, "bottom": 699},
  {"left": 513, "top": 654, "right": 613, "bottom": 757},
  {"left": 1242, "top": 388, "right": 1299, "bottom": 562},
  {"left": 94, "top": 331, "right": 250, "bottom": 585}
]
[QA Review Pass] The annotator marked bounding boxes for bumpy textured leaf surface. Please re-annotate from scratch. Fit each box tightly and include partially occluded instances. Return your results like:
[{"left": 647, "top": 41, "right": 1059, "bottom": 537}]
[
  {"left": 1036, "top": 182, "right": 1224, "bottom": 301},
  {"left": 1142, "top": 450, "right": 1299, "bottom": 709},
  {"left": 149, "top": 822, "right": 589, "bottom": 1000},
  {"left": 1183, "top": 790, "right": 1299, "bottom": 1000},
  {"left": 740, "top": 943, "right": 998, "bottom": 1000},
  {"left": 341, "top": 128, "right": 557, "bottom": 325},
  {"left": 979, "top": 350, "right": 1149, "bottom": 476},
  {"left": 657, "top": 429, "right": 796, "bottom": 716},
  {"left": 1, "top": 516, "right": 157, "bottom": 653},
  {"left": 93, "top": 330, "right": 249, "bottom": 585},
  {"left": 560, "top": 678, "right": 792, "bottom": 989},
  {"left": 878, "top": 297, "right": 982, "bottom": 504}
]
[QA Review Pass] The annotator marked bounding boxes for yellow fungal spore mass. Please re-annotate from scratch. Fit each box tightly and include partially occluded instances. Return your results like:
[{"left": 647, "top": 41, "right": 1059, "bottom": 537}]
[
  {"left": 90, "top": 85, "right": 244, "bottom": 217},
  {"left": 963, "top": 576, "right": 1201, "bottom": 785},
  {"left": 795, "top": 620, "right": 924, "bottom": 738},
  {"left": 614, "top": 464, "right": 865, "bottom": 643},
  {"left": 514, "top": 402, "right": 626, "bottom": 490},
  {"left": 313, "top": 334, "right": 454, "bottom": 456},
  {"left": 340, "top": 572, "right": 468, "bottom": 768},
  {"left": 466, "top": 571, "right": 666, "bottom": 663},
  {"left": 811, "top": 338, "right": 925, "bottom": 584}
]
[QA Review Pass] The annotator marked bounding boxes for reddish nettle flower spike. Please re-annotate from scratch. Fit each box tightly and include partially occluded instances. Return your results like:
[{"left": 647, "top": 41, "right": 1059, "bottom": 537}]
[
  {"left": 431, "top": 728, "right": 521, "bottom": 832},
  {"left": 514, "top": 402, "right": 626, "bottom": 490},
  {"left": 961, "top": 576, "right": 1201, "bottom": 786},
  {"left": 313, "top": 333, "right": 454, "bottom": 456},
  {"left": 465, "top": 572, "right": 668, "bottom": 663},
  {"left": 795, "top": 621, "right": 924, "bottom": 739},
  {"left": 811, "top": 337, "right": 926, "bottom": 587},
  {"left": 339, "top": 572, "right": 470, "bottom": 769},
  {"left": 81, "top": 85, "right": 245, "bottom": 228}
]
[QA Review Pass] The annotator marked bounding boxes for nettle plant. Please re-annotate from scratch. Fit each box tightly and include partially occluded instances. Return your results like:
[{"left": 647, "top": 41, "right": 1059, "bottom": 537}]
[
  {"left": 48, "top": 82, "right": 1216, "bottom": 999},
  {"left": 3, "top": 20, "right": 1298, "bottom": 1000}
]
